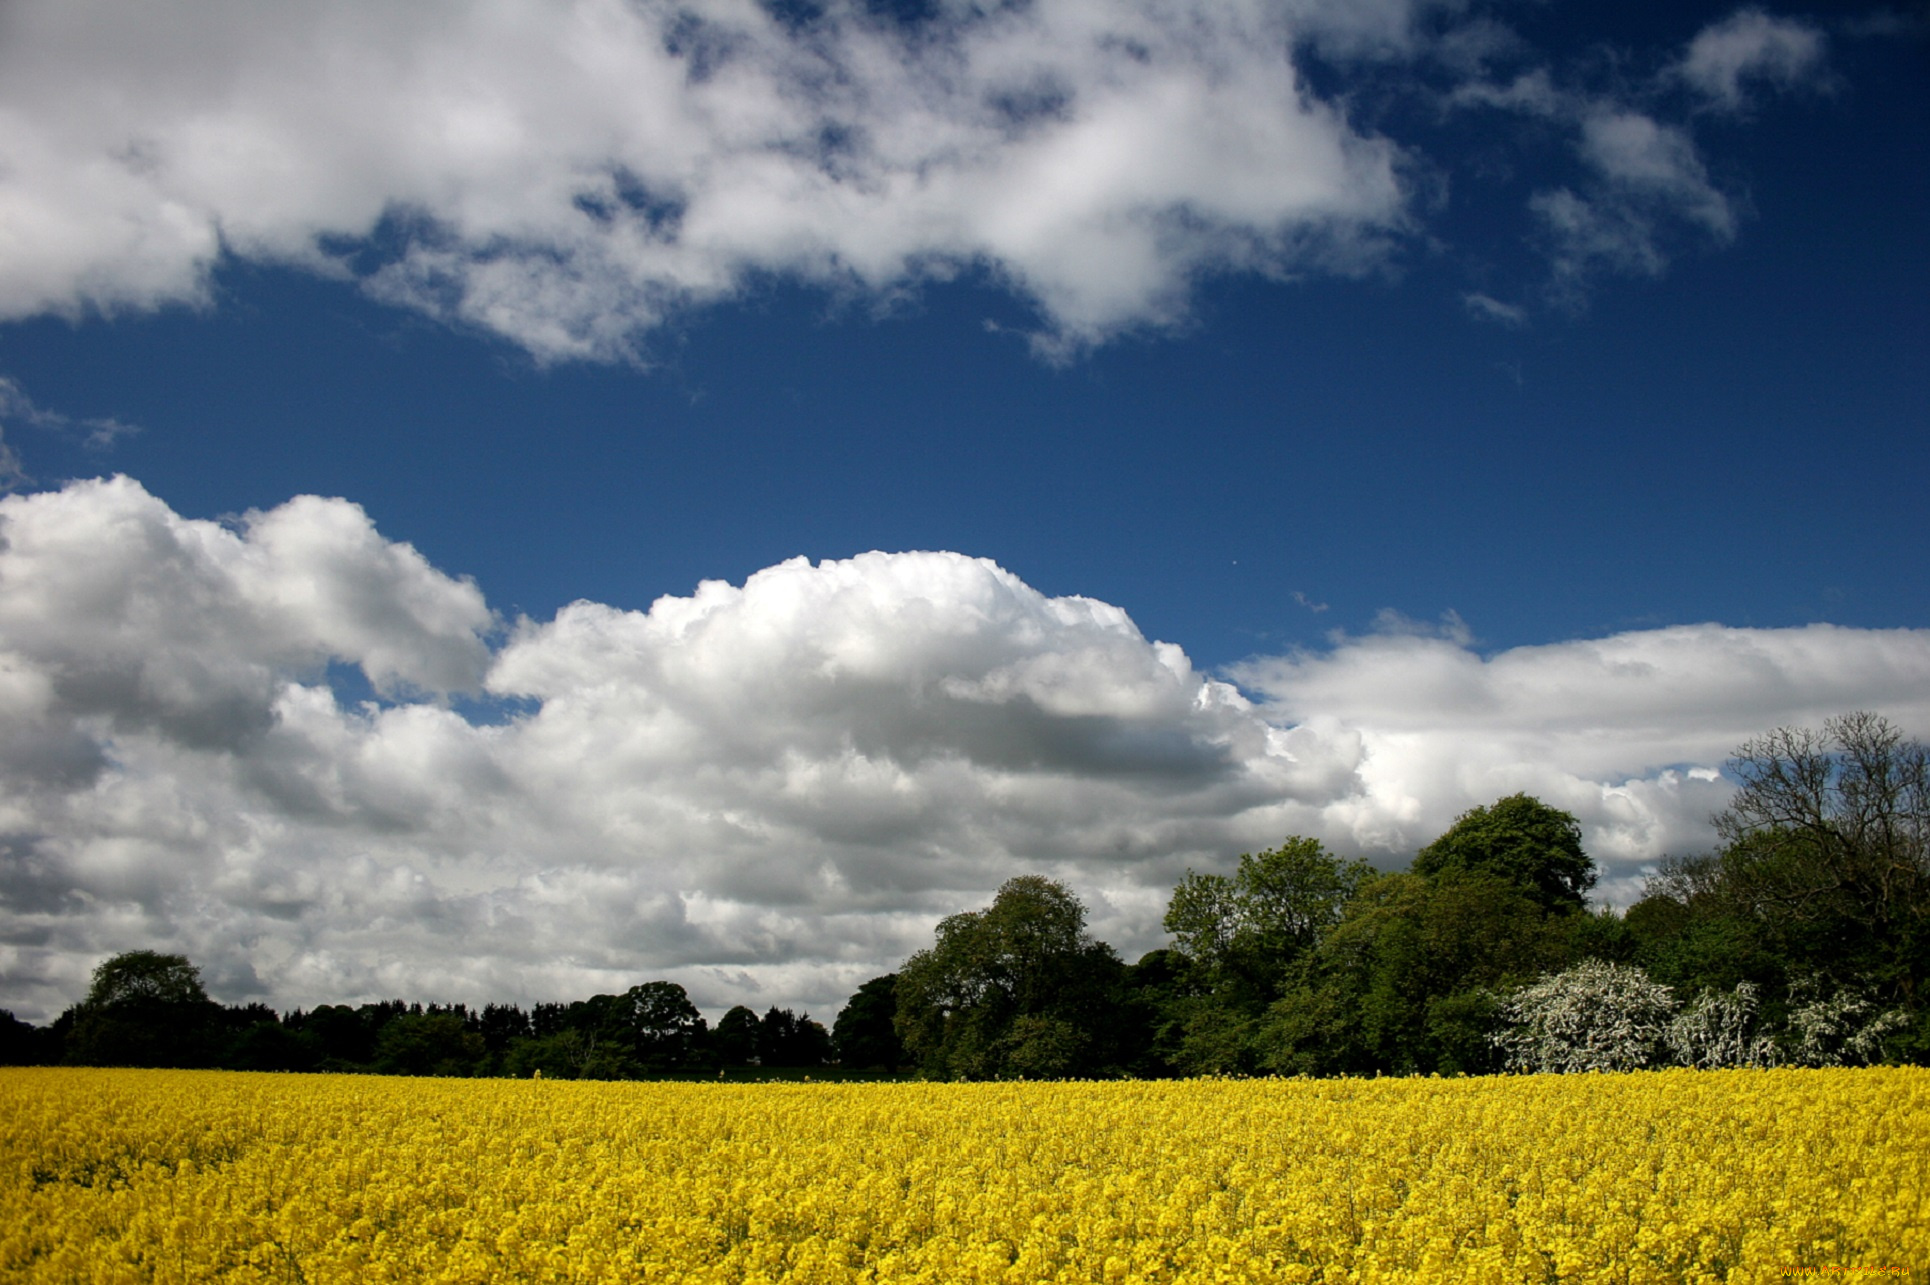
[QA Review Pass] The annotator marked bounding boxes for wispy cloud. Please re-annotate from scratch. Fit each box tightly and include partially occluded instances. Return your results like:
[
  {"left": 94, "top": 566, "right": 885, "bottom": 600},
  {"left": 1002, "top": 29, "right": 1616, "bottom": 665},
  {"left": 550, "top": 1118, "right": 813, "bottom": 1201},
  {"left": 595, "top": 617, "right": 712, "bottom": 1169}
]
[
  {"left": 1673, "top": 9, "right": 1828, "bottom": 113},
  {"left": 0, "top": 376, "right": 139, "bottom": 455},
  {"left": 3, "top": 477, "right": 1925, "bottom": 1022},
  {"left": 1462, "top": 292, "right": 1526, "bottom": 326},
  {"left": 1446, "top": 7, "right": 1833, "bottom": 311}
]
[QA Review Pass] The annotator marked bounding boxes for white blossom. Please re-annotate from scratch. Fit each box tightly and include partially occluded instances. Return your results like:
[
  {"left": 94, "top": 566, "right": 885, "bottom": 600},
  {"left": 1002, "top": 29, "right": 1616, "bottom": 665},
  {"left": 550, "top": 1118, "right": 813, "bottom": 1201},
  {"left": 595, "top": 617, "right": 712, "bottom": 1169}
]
[
  {"left": 1495, "top": 960, "right": 1677, "bottom": 1074},
  {"left": 1665, "top": 982, "right": 1779, "bottom": 1069}
]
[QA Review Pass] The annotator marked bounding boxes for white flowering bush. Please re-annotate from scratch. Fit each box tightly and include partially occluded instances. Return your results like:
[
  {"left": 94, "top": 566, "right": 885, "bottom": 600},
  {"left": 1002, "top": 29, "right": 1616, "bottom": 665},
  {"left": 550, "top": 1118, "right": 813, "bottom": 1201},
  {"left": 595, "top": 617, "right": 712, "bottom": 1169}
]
[
  {"left": 1495, "top": 960, "right": 1677, "bottom": 1074},
  {"left": 1666, "top": 983, "right": 1780, "bottom": 1069},
  {"left": 1784, "top": 982, "right": 1908, "bottom": 1067}
]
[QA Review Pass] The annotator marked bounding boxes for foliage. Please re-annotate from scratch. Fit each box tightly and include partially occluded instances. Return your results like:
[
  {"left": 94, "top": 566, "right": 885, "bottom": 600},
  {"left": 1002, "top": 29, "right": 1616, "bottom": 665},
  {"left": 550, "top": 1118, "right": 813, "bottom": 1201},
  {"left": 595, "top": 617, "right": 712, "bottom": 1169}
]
[
  {"left": 1261, "top": 871, "right": 1574, "bottom": 1076},
  {"left": 1782, "top": 981, "right": 1909, "bottom": 1068},
  {"left": 372, "top": 1013, "right": 487, "bottom": 1077},
  {"left": 895, "top": 875, "right": 1125, "bottom": 1079},
  {"left": 1665, "top": 982, "right": 1779, "bottom": 1070},
  {"left": 5, "top": 1067, "right": 1925, "bottom": 1281},
  {"left": 1413, "top": 793, "right": 1596, "bottom": 911},
  {"left": 756, "top": 1007, "right": 832, "bottom": 1068},
  {"left": 1165, "top": 838, "right": 1371, "bottom": 1005},
  {"left": 1495, "top": 960, "right": 1676, "bottom": 1074},
  {"left": 831, "top": 975, "right": 904, "bottom": 1070},
  {"left": 1712, "top": 711, "right": 1930, "bottom": 1001},
  {"left": 713, "top": 1005, "right": 762, "bottom": 1067},
  {"left": 501, "top": 1029, "right": 633, "bottom": 1080},
  {"left": 1625, "top": 713, "right": 1930, "bottom": 1063},
  {"left": 82, "top": 951, "right": 212, "bottom": 1009},
  {"left": 65, "top": 951, "right": 222, "bottom": 1069},
  {"left": 617, "top": 981, "right": 710, "bottom": 1069}
]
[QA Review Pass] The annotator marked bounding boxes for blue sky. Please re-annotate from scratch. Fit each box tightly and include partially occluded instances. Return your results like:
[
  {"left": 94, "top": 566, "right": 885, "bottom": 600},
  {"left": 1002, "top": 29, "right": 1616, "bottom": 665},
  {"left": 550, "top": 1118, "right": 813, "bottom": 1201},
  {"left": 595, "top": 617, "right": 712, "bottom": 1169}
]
[{"left": 0, "top": 0, "right": 1925, "bottom": 1021}]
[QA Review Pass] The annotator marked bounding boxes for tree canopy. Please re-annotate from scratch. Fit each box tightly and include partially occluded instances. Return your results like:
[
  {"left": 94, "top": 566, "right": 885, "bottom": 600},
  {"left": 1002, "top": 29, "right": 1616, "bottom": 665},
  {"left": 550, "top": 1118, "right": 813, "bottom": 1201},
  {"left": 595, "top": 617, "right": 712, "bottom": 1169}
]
[
  {"left": 1413, "top": 793, "right": 1596, "bottom": 911},
  {"left": 894, "top": 875, "right": 1125, "bottom": 1079}
]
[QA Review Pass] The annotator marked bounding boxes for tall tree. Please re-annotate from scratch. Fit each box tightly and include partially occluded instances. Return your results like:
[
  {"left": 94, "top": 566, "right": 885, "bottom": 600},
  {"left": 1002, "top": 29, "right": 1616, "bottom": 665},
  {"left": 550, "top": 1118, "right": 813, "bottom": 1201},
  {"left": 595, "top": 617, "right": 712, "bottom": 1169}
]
[
  {"left": 831, "top": 975, "right": 904, "bottom": 1070},
  {"left": 713, "top": 1005, "right": 762, "bottom": 1067},
  {"left": 1683, "top": 711, "right": 1930, "bottom": 1044},
  {"left": 65, "top": 951, "right": 222, "bottom": 1068},
  {"left": 1160, "top": 837, "right": 1371, "bottom": 1073},
  {"left": 895, "top": 875, "right": 1124, "bottom": 1079},
  {"left": 757, "top": 1007, "right": 831, "bottom": 1068},
  {"left": 620, "top": 981, "right": 709, "bottom": 1069},
  {"left": 1413, "top": 794, "right": 1596, "bottom": 912},
  {"left": 1165, "top": 837, "right": 1371, "bottom": 999}
]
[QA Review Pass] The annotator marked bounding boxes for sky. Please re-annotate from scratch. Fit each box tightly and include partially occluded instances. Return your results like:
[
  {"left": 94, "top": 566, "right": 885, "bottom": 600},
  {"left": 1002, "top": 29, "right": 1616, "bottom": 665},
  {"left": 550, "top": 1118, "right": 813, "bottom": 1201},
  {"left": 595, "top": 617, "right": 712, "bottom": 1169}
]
[{"left": 0, "top": 0, "right": 1925, "bottom": 1025}]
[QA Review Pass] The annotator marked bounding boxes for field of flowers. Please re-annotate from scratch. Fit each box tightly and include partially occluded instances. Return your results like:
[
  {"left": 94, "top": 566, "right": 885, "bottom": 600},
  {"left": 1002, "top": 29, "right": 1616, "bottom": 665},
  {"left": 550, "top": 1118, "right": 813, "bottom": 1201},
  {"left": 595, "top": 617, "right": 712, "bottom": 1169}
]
[{"left": 2, "top": 1066, "right": 1923, "bottom": 1283}]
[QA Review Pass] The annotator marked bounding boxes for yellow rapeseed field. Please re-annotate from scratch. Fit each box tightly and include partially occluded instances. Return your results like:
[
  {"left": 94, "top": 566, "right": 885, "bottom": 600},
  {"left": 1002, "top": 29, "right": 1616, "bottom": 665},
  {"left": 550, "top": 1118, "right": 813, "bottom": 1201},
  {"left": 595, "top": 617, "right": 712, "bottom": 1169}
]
[{"left": 1, "top": 1067, "right": 1922, "bottom": 1284}]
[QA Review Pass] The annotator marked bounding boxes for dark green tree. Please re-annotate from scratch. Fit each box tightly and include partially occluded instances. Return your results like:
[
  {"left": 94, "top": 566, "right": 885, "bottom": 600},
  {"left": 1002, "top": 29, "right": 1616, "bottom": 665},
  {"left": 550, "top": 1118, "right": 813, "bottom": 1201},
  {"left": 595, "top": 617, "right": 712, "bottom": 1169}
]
[
  {"left": 372, "top": 1012, "right": 486, "bottom": 1077},
  {"left": 0, "top": 1009, "right": 48, "bottom": 1066},
  {"left": 757, "top": 1007, "right": 832, "bottom": 1067},
  {"left": 65, "top": 951, "right": 222, "bottom": 1068},
  {"left": 501, "top": 1029, "right": 632, "bottom": 1080},
  {"left": 477, "top": 1003, "right": 533, "bottom": 1058},
  {"left": 1627, "top": 713, "right": 1930, "bottom": 1061},
  {"left": 713, "top": 1005, "right": 762, "bottom": 1066},
  {"left": 832, "top": 975, "right": 904, "bottom": 1070},
  {"left": 1713, "top": 711, "right": 1928, "bottom": 998},
  {"left": 619, "top": 981, "right": 709, "bottom": 1070},
  {"left": 1413, "top": 794, "right": 1596, "bottom": 912},
  {"left": 1159, "top": 837, "right": 1373, "bottom": 1072},
  {"left": 1258, "top": 871, "right": 1574, "bottom": 1076},
  {"left": 895, "top": 875, "right": 1124, "bottom": 1079},
  {"left": 285, "top": 1003, "right": 380, "bottom": 1069}
]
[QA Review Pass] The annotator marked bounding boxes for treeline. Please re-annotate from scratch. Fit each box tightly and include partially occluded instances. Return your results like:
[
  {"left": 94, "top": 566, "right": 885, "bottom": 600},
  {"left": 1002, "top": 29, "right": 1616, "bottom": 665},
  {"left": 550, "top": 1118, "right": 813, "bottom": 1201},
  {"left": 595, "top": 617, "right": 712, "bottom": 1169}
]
[
  {"left": 878, "top": 711, "right": 1927, "bottom": 1078},
  {"left": 4, "top": 712, "right": 1925, "bottom": 1079},
  {"left": 0, "top": 969, "right": 866, "bottom": 1079}
]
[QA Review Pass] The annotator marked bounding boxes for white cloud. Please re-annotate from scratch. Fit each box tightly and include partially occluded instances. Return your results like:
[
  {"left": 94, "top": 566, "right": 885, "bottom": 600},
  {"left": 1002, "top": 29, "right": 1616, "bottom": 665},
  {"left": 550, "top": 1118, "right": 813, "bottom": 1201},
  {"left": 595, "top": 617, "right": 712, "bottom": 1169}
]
[
  {"left": 1462, "top": 292, "right": 1526, "bottom": 326},
  {"left": 1445, "top": 8, "right": 1839, "bottom": 308},
  {"left": 1526, "top": 108, "right": 1734, "bottom": 299},
  {"left": 0, "top": 0, "right": 1414, "bottom": 361},
  {"left": 5, "top": 478, "right": 1929, "bottom": 1023},
  {"left": 1675, "top": 9, "right": 1827, "bottom": 113}
]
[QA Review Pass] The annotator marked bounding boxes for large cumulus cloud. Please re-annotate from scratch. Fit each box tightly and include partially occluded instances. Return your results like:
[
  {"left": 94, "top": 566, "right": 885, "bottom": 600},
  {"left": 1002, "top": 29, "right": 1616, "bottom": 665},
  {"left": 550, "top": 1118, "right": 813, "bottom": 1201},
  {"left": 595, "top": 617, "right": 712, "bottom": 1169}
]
[
  {"left": 3, "top": 477, "right": 1926, "bottom": 1022},
  {"left": 0, "top": 1, "right": 1835, "bottom": 357}
]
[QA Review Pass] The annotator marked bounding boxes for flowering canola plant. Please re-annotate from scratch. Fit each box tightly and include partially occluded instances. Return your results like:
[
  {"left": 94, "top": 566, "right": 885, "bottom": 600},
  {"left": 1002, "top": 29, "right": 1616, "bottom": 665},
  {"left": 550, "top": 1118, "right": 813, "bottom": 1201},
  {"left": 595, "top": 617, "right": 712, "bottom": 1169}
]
[{"left": 2, "top": 1067, "right": 1923, "bottom": 1283}]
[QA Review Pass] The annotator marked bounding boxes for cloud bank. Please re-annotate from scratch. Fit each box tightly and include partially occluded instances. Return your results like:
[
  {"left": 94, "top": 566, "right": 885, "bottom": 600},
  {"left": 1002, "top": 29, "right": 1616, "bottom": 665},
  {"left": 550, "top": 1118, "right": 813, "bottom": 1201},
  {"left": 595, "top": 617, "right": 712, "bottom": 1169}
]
[
  {"left": 0, "top": 1, "right": 1834, "bottom": 358},
  {"left": 3, "top": 477, "right": 1926, "bottom": 1022}
]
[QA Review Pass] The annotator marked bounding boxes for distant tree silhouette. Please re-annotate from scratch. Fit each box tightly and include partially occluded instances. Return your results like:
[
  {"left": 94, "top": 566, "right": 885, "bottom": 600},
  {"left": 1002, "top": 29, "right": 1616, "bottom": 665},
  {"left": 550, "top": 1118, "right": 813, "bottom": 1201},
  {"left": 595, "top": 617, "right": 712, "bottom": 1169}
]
[
  {"left": 832, "top": 975, "right": 903, "bottom": 1070},
  {"left": 713, "top": 1005, "right": 761, "bottom": 1066},
  {"left": 66, "top": 951, "right": 222, "bottom": 1068}
]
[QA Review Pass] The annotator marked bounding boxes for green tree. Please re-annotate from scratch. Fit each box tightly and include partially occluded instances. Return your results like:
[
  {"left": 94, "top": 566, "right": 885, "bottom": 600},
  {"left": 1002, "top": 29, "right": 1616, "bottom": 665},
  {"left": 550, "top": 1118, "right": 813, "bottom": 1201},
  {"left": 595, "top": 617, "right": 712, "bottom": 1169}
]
[
  {"left": 1627, "top": 714, "right": 1930, "bottom": 1062},
  {"left": 372, "top": 1012, "right": 486, "bottom": 1077},
  {"left": 757, "top": 1007, "right": 832, "bottom": 1067},
  {"left": 65, "top": 951, "right": 222, "bottom": 1068},
  {"left": 502, "top": 1029, "right": 632, "bottom": 1080},
  {"left": 831, "top": 975, "right": 904, "bottom": 1070},
  {"left": 1713, "top": 711, "right": 1928, "bottom": 999},
  {"left": 895, "top": 875, "right": 1124, "bottom": 1079},
  {"left": 1160, "top": 837, "right": 1372, "bottom": 1071},
  {"left": 713, "top": 1005, "right": 762, "bottom": 1066},
  {"left": 618, "top": 981, "right": 709, "bottom": 1070},
  {"left": 1165, "top": 837, "right": 1372, "bottom": 998},
  {"left": 1413, "top": 794, "right": 1596, "bottom": 912},
  {"left": 1258, "top": 871, "right": 1573, "bottom": 1076}
]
